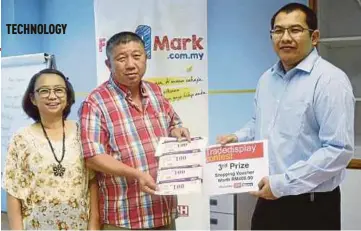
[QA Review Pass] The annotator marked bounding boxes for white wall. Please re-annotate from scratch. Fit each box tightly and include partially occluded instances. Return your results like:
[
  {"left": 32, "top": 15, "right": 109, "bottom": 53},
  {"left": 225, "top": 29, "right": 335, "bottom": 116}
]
[{"left": 341, "top": 170, "right": 361, "bottom": 229}]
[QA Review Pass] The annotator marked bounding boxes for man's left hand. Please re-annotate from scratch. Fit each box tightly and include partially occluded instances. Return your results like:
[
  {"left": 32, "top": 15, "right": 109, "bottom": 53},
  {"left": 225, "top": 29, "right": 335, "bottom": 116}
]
[
  {"left": 249, "top": 176, "right": 277, "bottom": 200},
  {"left": 170, "top": 127, "right": 191, "bottom": 142}
]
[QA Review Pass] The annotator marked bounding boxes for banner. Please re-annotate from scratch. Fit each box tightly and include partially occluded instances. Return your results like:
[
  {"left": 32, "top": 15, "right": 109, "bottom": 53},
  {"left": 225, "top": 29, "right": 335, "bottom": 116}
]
[{"left": 94, "top": 0, "right": 209, "bottom": 229}]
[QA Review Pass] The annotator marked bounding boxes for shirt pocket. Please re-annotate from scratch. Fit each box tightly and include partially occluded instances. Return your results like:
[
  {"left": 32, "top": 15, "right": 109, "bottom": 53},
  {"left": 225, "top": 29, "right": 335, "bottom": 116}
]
[{"left": 277, "top": 101, "right": 308, "bottom": 138}]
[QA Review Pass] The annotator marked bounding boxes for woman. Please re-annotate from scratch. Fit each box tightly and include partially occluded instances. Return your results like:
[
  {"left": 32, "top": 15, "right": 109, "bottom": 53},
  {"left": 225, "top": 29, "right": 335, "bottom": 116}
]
[{"left": 3, "top": 68, "right": 100, "bottom": 230}]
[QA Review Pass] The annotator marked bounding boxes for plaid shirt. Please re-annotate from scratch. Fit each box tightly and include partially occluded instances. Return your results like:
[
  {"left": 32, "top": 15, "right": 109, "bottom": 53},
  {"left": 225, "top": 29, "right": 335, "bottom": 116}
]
[{"left": 78, "top": 77, "right": 181, "bottom": 229}]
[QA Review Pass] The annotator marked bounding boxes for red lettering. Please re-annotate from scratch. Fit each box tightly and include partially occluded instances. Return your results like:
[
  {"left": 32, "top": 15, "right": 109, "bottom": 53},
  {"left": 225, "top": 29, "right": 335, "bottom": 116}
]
[
  {"left": 154, "top": 36, "right": 169, "bottom": 51},
  {"left": 182, "top": 38, "right": 192, "bottom": 50},
  {"left": 153, "top": 35, "right": 204, "bottom": 51},
  {"left": 170, "top": 38, "right": 182, "bottom": 50},
  {"left": 99, "top": 38, "right": 106, "bottom": 52},
  {"left": 192, "top": 35, "right": 203, "bottom": 50}
]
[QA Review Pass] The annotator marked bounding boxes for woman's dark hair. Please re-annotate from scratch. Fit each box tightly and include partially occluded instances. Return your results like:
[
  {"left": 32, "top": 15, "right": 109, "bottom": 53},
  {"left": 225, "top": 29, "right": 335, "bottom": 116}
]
[{"left": 22, "top": 68, "right": 75, "bottom": 122}]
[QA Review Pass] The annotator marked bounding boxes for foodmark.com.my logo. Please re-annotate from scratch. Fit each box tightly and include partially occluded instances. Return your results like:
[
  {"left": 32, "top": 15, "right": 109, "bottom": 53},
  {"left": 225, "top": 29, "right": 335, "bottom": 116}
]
[{"left": 135, "top": 25, "right": 205, "bottom": 60}]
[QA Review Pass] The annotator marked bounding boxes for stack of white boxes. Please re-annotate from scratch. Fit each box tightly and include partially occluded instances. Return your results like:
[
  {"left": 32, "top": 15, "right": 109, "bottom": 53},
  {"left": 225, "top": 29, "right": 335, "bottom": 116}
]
[{"left": 209, "top": 195, "right": 236, "bottom": 230}]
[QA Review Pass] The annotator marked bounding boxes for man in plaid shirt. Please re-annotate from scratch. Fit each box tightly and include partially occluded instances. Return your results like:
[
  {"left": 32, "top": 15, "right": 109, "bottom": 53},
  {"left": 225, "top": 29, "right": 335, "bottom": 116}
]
[{"left": 78, "top": 31, "right": 190, "bottom": 230}]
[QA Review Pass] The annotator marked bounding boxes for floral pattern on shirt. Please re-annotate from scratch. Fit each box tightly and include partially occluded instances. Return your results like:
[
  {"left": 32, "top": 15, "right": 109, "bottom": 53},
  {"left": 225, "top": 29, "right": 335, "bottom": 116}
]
[{"left": 3, "top": 122, "right": 94, "bottom": 230}]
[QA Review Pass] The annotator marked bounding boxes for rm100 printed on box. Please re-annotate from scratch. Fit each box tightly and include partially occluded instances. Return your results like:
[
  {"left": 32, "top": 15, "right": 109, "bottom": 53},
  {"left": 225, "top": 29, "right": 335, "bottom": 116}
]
[{"left": 155, "top": 137, "right": 269, "bottom": 196}]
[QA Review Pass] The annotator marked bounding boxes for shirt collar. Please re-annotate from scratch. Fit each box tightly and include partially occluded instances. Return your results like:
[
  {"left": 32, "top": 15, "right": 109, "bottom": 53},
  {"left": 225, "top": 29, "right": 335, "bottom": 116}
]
[
  {"left": 294, "top": 47, "right": 319, "bottom": 73},
  {"left": 271, "top": 47, "right": 319, "bottom": 78},
  {"left": 109, "top": 75, "right": 149, "bottom": 98}
]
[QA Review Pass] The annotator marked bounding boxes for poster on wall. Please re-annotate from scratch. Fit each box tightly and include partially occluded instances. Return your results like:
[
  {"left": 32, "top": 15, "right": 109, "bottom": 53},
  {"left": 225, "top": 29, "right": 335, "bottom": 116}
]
[{"left": 93, "top": 0, "right": 209, "bottom": 229}]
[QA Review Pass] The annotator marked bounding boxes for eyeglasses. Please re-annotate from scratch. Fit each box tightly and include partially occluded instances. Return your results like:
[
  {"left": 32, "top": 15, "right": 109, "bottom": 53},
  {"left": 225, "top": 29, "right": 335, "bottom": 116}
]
[
  {"left": 270, "top": 26, "right": 314, "bottom": 39},
  {"left": 35, "top": 87, "right": 67, "bottom": 98}
]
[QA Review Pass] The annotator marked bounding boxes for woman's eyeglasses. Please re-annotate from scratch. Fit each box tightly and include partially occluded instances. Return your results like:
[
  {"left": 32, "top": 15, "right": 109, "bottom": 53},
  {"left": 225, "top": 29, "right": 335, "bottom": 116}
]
[{"left": 35, "top": 87, "right": 67, "bottom": 98}]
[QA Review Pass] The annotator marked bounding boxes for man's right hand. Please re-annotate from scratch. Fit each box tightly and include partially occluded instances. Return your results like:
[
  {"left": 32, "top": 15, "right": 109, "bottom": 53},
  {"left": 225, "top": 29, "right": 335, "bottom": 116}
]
[
  {"left": 216, "top": 134, "right": 238, "bottom": 145},
  {"left": 137, "top": 172, "right": 157, "bottom": 195}
]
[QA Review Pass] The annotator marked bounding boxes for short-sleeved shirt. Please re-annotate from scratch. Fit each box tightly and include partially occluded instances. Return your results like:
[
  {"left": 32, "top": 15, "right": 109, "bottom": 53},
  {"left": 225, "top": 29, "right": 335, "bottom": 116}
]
[
  {"left": 78, "top": 78, "right": 182, "bottom": 229},
  {"left": 3, "top": 121, "right": 92, "bottom": 230}
]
